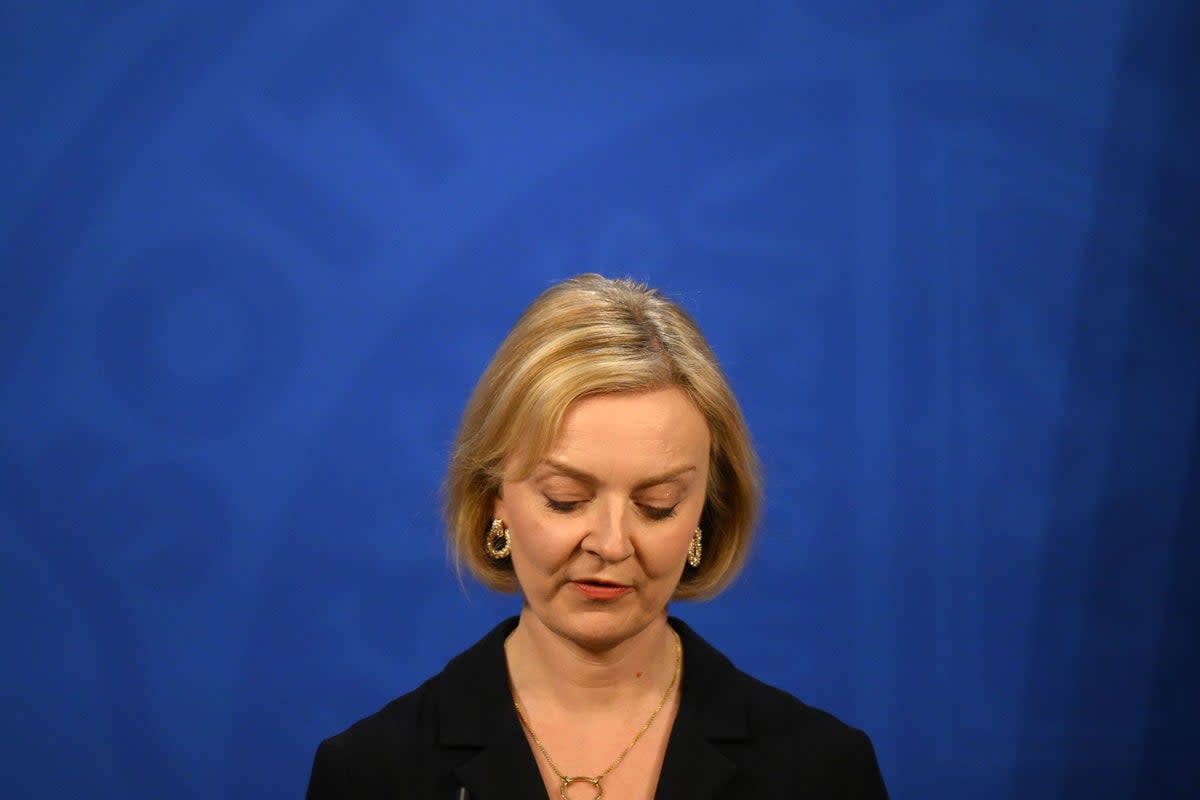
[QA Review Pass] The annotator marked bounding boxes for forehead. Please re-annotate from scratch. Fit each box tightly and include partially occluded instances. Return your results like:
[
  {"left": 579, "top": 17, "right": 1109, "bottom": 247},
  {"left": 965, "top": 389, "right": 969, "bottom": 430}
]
[{"left": 547, "top": 387, "right": 710, "bottom": 463}]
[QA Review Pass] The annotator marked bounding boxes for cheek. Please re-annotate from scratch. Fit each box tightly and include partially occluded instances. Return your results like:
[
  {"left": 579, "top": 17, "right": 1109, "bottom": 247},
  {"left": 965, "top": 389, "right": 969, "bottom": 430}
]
[
  {"left": 643, "top": 525, "right": 694, "bottom": 576},
  {"left": 511, "top": 515, "right": 574, "bottom": 570}
]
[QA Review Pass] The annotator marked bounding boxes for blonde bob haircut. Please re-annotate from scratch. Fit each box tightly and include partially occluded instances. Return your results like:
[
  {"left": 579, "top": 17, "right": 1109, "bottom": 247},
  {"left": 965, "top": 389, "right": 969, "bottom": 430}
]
[{"left": 444, "top": 274, "right": 761, "bottom": 600}]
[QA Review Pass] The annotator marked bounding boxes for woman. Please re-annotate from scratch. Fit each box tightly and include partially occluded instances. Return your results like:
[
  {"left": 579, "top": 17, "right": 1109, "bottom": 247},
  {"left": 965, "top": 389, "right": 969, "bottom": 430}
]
[{"left": 306, "top": 274, "right": 888, "bottom": 799}]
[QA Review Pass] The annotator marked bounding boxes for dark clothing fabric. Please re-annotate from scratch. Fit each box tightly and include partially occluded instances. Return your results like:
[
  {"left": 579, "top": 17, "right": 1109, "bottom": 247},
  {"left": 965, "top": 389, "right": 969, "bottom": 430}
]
[{"left": 306, "top": 617, "right": 888, "bottom": 799}]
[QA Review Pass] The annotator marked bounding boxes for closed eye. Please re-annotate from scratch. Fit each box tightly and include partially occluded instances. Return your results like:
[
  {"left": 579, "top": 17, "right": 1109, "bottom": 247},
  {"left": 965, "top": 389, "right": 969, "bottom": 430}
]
[
  {"left": 640, "top": 504, "right": 678, "bottom": 521},
  {"left": 545, "top": 498, "right": 678, "bottom": 520}
]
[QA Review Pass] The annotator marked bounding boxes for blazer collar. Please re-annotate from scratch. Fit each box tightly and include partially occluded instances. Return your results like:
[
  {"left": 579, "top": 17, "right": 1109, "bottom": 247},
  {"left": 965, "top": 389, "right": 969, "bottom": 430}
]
[
  {"left": 657, "top": 617, "right": 744, "bottom": 798},
  {"left": 436, "top": 618, "right": 545, "bottom": 799},
  {"left": 436, "top": 617, "right": 520, "bottom": 747},
  {"left": 436, "top": 616, "right": 747, "bottom": 799}
]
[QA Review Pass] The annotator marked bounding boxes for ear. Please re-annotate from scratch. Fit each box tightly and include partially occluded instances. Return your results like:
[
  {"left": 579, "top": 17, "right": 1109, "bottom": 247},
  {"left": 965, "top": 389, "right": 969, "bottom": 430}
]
[{"left": 492, "top": 487, "right": 506, "bottom": 522}]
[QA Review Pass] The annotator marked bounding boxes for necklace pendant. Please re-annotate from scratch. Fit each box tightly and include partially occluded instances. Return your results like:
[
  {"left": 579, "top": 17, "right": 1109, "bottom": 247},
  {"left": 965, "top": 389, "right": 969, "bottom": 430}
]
[{"left": 559, "top": 775, "right": 602, "bottom": 800}]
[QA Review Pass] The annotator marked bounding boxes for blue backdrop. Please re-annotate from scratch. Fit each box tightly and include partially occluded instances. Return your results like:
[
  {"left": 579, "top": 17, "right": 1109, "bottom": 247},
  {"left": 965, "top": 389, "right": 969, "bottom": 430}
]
[{"left": 1, "top": 1, "right": 1197, "bottom": 798}]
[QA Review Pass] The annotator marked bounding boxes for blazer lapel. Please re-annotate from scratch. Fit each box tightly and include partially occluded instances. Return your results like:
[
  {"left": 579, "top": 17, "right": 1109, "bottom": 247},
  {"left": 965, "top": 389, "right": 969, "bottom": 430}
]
[
  {"left": 436, "top": 618, "right": 546, "bottom": 800},
  {"left": 654, "top": 618, "right": 748, "bottom": 799},
  {"left": 655, "top": 697, "right": 738, "bottom": 798},
  {"left": 453, "top": 732, "right": 545, "bottom": 800}
]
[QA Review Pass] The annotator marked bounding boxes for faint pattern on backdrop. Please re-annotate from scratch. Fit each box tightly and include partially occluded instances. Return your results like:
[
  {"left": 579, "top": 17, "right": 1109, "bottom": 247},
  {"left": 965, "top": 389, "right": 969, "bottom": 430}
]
[{"left": 0, "top": 1, "right": 1196, "bottom": 798}]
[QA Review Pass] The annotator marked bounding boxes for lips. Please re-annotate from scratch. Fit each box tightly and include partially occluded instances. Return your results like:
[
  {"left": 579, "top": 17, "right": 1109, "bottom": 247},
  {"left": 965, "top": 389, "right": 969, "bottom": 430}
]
[{"left": 571, "top": 579, "right": 632, "bottom": 600}]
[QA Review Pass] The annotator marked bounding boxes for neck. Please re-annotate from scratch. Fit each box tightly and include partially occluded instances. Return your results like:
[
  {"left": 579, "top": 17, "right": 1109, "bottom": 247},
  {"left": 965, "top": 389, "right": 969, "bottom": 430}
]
[{"left": 505, "top": 608, "right": 677, "bottom": 712}]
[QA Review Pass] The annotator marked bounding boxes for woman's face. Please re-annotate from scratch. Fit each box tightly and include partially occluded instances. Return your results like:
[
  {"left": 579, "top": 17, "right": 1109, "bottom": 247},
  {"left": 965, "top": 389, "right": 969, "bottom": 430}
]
[{"left": 494, "top": 386, "right": 711, "bottom": 651}]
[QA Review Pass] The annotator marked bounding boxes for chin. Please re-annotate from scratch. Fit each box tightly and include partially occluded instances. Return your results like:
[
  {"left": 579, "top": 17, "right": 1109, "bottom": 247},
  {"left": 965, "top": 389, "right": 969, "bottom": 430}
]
[{"left": 545, "top": 605, "right": 661, "bottom": 652}]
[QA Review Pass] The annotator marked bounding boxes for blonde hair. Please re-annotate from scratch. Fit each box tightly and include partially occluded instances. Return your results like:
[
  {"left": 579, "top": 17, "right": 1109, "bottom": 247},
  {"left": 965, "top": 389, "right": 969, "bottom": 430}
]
[{"left": 443, "top": 274, "right": 761, "bottom": 600}]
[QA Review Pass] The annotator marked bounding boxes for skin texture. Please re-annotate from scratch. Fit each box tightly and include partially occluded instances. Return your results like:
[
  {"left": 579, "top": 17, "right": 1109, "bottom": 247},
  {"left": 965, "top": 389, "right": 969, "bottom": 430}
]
[{"left": 495, "top": 386, "right": 711, "bottom": 655}]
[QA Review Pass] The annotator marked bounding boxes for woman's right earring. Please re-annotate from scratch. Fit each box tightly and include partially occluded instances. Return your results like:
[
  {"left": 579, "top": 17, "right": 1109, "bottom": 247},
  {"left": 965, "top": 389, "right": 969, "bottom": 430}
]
[{"left": 485, "top": 518, "right": 512, "bottom": 559}]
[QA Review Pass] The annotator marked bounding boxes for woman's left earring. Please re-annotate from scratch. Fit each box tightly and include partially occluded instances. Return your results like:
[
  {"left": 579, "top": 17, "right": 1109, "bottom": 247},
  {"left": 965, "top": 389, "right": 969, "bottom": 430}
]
[
  {"left": 688, "top": 527, "right": 703, "bottom": 567},
  {"left": 486, "top": 518, "right": 512, "bottom": 559}
]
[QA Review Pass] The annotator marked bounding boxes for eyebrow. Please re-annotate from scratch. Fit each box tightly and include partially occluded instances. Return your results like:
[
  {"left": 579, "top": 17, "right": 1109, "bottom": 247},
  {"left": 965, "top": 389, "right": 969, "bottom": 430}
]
[{"left": 537, "top": 458, "right": 697, "bottom": 491}]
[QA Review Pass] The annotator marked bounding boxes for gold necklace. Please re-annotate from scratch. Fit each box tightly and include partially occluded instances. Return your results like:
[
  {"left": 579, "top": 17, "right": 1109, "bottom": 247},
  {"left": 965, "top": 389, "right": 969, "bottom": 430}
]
[{"left": 511, "top": 630, "right": 682, "bottom": 800}]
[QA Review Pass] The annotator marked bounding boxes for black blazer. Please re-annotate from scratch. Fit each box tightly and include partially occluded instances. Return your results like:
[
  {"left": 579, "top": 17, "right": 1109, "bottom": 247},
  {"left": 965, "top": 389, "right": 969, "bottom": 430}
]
[{"left": 306, "top": 617, "right": 887, "bottom": 799}]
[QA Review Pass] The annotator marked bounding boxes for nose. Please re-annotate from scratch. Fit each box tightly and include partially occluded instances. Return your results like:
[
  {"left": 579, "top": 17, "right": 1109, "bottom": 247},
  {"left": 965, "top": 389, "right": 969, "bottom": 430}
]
[{"left": 581, "top": 500, "right": 634, "bottom": 563}]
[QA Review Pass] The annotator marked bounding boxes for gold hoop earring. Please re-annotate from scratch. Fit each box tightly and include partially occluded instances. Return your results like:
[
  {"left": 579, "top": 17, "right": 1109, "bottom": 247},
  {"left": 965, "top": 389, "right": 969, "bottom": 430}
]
[
  {"left": 688, "top": 527, "right": 702, "bottom": 568},
  {"left": 485, "top": 518, "right": 511, "bottom": 559}
]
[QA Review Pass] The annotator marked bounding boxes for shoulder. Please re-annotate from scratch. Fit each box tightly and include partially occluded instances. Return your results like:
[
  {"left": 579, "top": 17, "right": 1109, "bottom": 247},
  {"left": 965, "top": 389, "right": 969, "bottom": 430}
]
[
  {"left": 737, "top": 665, "right": 866, "bottom": 747},
  {"left": 305, "top": 618, "right": 519, "bottom": 799},
  {"left": 321, "top": 677, "right": 437, "bottom": 754},
  {"left": 673, "top": 616, "right": 860, "bottom": 739},
  {"left": 672, "top": 618, "right": 887, "bottom": 796},
  {"left": 305, "top": 677, "right": 438, "bottom": 798},
  {"left": 735, "top": 665, "right": 882, "bottom": 776}
]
